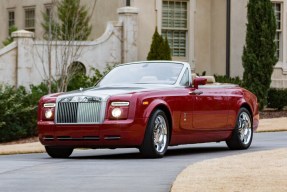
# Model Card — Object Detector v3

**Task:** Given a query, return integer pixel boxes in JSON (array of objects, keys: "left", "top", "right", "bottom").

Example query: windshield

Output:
[{"left": 97, "top": 62, "right": 184, "bottom": 87}]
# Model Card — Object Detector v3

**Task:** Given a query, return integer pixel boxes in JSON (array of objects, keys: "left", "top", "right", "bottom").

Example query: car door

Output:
[{"left": 191, "top": 87, "right": 229, "bottom": 130}]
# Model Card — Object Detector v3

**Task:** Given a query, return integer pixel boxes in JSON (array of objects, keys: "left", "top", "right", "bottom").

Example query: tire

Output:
[
  {"left": 226, "top": 108, "right": 253, "bottom": 150},
  {"left": 140, "top": 109, "right": 170, "bottom": 158},
  {"left": 45, "top": 146, "right": 74, "bottom": 158}
]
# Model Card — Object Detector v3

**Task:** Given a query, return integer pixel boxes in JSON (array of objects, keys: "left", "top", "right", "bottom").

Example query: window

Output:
[
  {"left": 8, "top": 10, "right": 15, "bottom": 28},
  {"left": 24, "top": 8, "right": 35, "bottom": 32},
  {"left": 180, "top": 69, "right": 190, "bottom": 86},
  {"left": 162, "top": 1, "right": 188, "bottom": 57},
  {"left": 273, "top": 2, "right": 282, "bottom": 60},
  {"left": 45, "top": 3, "right": 52, "bottom": 17},
  {"left": 126, "top": 0, "right": 131, "bottom": 6}
]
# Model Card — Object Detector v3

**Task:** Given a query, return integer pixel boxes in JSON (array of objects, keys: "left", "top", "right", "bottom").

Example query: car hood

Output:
[{"left": 56, "top": 84, "right": 175, "bottom": 102}]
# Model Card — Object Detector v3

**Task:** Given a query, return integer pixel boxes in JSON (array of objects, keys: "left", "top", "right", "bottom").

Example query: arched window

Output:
[{"left": 67, "top": 61, "right": 86, "bottom": 77}]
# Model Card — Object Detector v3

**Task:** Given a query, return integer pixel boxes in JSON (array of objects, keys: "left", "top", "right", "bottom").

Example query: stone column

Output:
[
  {"left": 118, "top": 7, "right": 139, "bottom": 63},
  {"left": 11, "top": 30, "right": 34, "bottom": 88}
]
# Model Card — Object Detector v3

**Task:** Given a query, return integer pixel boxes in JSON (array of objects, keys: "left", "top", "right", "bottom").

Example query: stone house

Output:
[{"left": 0, "top": 0, "right": 287, "bottom": 88}]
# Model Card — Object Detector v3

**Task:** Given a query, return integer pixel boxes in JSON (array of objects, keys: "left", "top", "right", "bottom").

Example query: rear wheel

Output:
[
  {"left": 140, "top": 109, "right": 169, "bottom": 158},
  {"left": 45, "top": 146, "right": 73, "bottom": 158},
  {"left": 226, "top": 108, "right": 253, "bottom": 150}
]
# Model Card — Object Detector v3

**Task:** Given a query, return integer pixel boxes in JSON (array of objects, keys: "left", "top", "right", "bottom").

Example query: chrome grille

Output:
[{"left": 56, "top": 96, "right": 103, "bottom": 124}]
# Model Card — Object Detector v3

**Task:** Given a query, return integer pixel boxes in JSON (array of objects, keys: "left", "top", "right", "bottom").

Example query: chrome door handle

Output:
[{"left": 189, "top": 90, "right": 203, "bottom": 95}]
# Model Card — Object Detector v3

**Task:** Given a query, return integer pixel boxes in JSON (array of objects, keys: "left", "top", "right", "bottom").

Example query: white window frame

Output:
[
  {"left": 273, "top": 2, "right": 283, "bottom": 61},
  {"left": 24, "top": 7, "right": 35, "bottom": 32},
  {"left": 156, "top": 0, "right": 195, "bottom": 71},
  {"left": 8, "top": 9, "right": 15, "bottom": 28},
  {"left": 162, "top": 0, "right": 188, "bottom": 58}
]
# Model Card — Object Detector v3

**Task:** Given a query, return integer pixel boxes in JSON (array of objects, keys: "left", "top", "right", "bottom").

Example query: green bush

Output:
[
  {"left": 147, "top": 27, "right": 172, "bottom": 60},
  {"left": 0, "top": 86, "right": 36, "bottom": 142},
  {"left": 242, "top": 0, "right": 277, "bottom": 110},
  {"left": 214, "top": 75, "right": 243, "bottom": 86},
  {"left": 267, "top": 88, "right": 287, "bottom": 110},
  {"left": 0, "top": 66, "right": 110, "bottom": 142},
  {"left": 67, "top": 66, "right": 114, "bottom": 91}
]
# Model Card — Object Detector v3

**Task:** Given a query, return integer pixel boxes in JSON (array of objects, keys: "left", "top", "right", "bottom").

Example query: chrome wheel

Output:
[
  {"left": 153, "top": 115, "right": 168, "bottom": 153},
  {"left": 226, "top": 108, "right": 253, "bottom": 150},
  {"left": 140, "top": 109, "right": 170, "bottom": 158},
  {"left": 238, "top": 112, "right": 252, "bottom": 145}
]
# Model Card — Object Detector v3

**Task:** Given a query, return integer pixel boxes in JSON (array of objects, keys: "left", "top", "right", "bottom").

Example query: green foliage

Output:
[
  {"left": 147, "top": 27, "right": 172, "bottom": 60},
  {"left": 267, "top": 88, "right": 287, "bottom": 110},
  {"left": 0, "top": 86, "right": 37, "bottom": 142},
  {"left": 42, "top": 0, "right": 92, "bottom": 40},
  {"left": 242, "top": 0, "right": 278, "bottom": 110},
  {"left": 0, "top": 66, "right": 110, "bottom": 142},
  {"left": 2, "top": 25, "right": 17, "bottom": 46},
  {"left": 163, "top": 36, "right": 172, "bottom": 60},
  {"left": 67, "top": 65, "right": 114, "bottom": 91},
  {"left": 214, "top": 75, "right": 243, "bottom": 86}
]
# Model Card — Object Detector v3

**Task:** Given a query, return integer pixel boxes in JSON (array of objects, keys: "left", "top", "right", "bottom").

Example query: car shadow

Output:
[{"left": 68, "top": 146, "right": 230, "bottom": 160}]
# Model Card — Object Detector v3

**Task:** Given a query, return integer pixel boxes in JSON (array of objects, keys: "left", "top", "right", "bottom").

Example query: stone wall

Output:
[{"left": 0, "top": 7, "right": 138, "bottom": 89}]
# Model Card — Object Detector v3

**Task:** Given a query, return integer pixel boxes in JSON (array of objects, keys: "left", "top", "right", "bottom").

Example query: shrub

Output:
[
  {"left": 67, "top": 66, "right": 114, "bottom": 91},
  {"left": 267, "top": 88, "right": 287, "bottom": 110},
  {"left": 0, "top": 66, "right": 110, "bottom": 142},
  {"left": 214, "top": 75, "right": 243, "bottom": 86},
  {"left": 0, "top": 86, "right": 37, "bottom": 142},
  {"left": 147, "top": 27, "right": 172, "bottom": 60},
  {"left": 242, "top": 0, "right": 277, "bottom": 110}
]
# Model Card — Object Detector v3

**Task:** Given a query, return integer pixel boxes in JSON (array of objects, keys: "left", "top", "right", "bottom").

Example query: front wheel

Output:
[
  {"left": 140, "top": 109, "right": 170, "bottom": 158},
  {"left": 45, "top": 146, "right": 74, "bottom": 158},
  {"left": 226, "top": 108, "right": 253, "bottom": 150}
]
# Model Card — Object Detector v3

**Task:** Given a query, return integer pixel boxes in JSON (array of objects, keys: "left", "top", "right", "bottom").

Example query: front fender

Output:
[{"left": 142, "top": 99, "right": 171, "bottom": 122}]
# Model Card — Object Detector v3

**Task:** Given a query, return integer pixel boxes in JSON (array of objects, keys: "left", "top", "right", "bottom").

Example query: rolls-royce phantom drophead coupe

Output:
[{"left": 38, "top": 61, "right": 259, "bottom": 158}]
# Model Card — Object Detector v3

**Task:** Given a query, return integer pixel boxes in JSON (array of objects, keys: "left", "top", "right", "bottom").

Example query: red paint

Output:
[{"left": 38, "top": 84, "right": 259, "bottom": 149}]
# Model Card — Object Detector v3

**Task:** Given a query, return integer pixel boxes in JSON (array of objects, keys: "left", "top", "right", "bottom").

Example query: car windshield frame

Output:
[{"left": 97, "top": 62, "right": 184, "bottom": 87}]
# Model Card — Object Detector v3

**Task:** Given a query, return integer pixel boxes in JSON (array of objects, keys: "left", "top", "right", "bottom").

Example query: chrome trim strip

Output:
[
  {"left": 104, "top": 136, "right": 121, "bottom": 140},
  {"left": 57, "top": 137, "right": 100, "bottom": 141},
  {"left": 44, "top": 103, "right": 56, "bottom": 108},
  {"left": 111, "top": 102, "right": 130, "bottom": 107}
]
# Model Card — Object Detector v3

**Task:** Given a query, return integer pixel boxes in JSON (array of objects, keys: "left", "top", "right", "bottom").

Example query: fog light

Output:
[
  {"left": 45, "top": 109, "right": 53, "bottom": 119},
  {"left": 111, "top": 108, "right": 122, "bottom": 118}
]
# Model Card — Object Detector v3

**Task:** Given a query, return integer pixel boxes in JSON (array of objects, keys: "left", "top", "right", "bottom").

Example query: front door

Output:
[{"left": 192, "top": 87, "right": 229, "bottom": 130}]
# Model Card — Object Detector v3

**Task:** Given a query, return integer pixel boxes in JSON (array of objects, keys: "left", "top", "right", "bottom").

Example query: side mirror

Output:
[{"left": 193, "top": 77, "right": 207, "bottom": 89}]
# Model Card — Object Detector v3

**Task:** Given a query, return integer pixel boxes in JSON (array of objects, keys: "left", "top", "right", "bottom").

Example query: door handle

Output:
[{"left": 189, "top": 90, "right": 203, "bottom": 95}]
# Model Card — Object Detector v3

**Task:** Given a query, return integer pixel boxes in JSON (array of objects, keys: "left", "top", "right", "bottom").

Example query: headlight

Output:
[
  {"left": 42, "top": 103, "right": 55, "bottom": 120},
  {"left": 111, "top": 108, "right": 122, "bottom": 118},
  {"left": 108, "top": 101, "right": 129, "bottom": 120},
  {"left": 45, "top": 109, "right": 53, "bottom": 119}
]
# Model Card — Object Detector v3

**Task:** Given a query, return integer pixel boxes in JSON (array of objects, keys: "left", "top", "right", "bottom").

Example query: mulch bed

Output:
[
  {"left": 1, "top": 137, "right": 39, "bottom": 145},
  {"left": 260, "top": 109, "right": 287, "bottom": 119}
]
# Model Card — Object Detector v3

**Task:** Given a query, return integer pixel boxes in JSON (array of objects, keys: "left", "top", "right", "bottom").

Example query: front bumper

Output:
[{"left": 38, "top": 118, "right": 147, "bottom": 148}]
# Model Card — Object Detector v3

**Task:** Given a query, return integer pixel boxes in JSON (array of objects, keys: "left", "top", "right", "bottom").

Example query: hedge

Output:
[{"left": 267, "top": 88, "right": 287, "bottom": 110}]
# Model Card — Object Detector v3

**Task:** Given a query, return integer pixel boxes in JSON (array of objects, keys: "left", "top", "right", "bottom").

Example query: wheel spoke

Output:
[
  {"left": 153, "top": 115, "right": 168, "bottom": 153},
  {"left": 237, "top": 112, "right": 252, "bottom": 145}
]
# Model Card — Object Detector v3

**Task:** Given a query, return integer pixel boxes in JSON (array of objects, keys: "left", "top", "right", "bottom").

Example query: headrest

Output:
[{"left": 203, "top": 76, "right": 216, "bottom": 84}]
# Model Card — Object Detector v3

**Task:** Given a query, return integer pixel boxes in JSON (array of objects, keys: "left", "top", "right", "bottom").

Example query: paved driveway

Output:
[{"left": 0, "top": 132, "right": 286, "bottom": 192}]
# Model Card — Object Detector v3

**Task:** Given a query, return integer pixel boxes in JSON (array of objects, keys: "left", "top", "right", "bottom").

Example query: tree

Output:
[
  {"left": 242, "top": 0, "right": 277, "bottom": 110},
  {"left": 40, "top": 0, "right": 95, "bottom": 93},
  {"left": 42, "top": 0, "right": 92, "bottom": 41},
  {"left": 2, "top": 26, "right": 17, "bottom": 47},
  {"left": 147, "top": 27, "right": 171, "bottom": 60},
  {"left": 163, "top": 36, "right": 172, "bottom": 60}
]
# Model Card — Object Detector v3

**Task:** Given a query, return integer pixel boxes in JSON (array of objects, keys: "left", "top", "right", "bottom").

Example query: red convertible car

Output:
[{"left": 38, "top": 61, "right": 259, "bottom": 158}]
